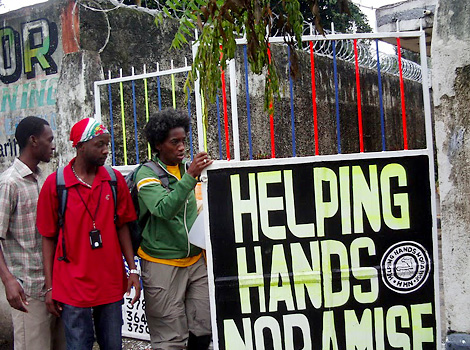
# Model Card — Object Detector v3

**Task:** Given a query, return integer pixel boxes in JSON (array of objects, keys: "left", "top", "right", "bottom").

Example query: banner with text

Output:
[{"left": 206, "top": 154, "right": 438, "bottom": 350}]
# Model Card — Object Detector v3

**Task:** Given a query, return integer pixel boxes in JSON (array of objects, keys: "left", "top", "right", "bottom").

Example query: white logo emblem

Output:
[
  {"left": 380, "top": 241, "right": 431, "bottom": 294},
  {"left": 106, "top": 194, "right": 110, "bottom": 200}
]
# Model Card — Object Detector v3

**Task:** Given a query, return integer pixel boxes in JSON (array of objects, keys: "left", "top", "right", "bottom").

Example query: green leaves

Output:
[{"left": 154, "top": 0, "right": 313, "bottom": 117}]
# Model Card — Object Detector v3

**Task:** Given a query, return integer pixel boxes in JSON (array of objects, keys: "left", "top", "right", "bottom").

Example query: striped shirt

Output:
[{"left": 0, "top": 158, "right": 46, "bottom": 299}]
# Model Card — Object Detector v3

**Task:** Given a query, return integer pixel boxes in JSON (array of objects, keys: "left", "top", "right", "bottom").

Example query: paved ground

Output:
[
  {"left": 121, "top": 338, "right": 151, "bottom": 350},
  {"left": 93, "top": 338, "right": 150, "bottom": 350}
]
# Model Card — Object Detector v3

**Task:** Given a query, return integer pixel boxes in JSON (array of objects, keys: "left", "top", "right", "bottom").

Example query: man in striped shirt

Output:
[{"left": 0, "top": 116, "right": 65, "bottom": 350}]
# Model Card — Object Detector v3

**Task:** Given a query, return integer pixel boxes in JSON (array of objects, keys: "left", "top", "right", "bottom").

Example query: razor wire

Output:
[
  {"left": 98, "top": 0, "right": 422, "bottom": 83},
  {"left": 301, "top": 27, "right": 423, "bottom": 83}
]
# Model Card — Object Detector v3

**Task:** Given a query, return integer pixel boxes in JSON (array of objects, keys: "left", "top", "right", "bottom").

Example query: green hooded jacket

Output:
[{"left": 135, "top": 157, "right": 201, "bottom": 259}]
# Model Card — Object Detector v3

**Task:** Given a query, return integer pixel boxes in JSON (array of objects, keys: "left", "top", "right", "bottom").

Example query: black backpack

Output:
[
  {"left": 56, "top": 164, "right": 117, "bottom": 262},
  {"left": 124, "top": 160, "right": 170, "bottom": 255}
]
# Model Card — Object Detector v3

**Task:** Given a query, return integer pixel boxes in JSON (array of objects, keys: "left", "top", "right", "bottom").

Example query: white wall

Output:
[{"left": 432, "top": 0, "right": 470, "bottom": 335}]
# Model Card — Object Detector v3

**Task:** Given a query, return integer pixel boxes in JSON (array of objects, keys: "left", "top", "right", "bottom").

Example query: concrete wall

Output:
[
  {"left": 376, "top": 0, "right": 436, "bottom": 32},
  {"left": 0, "top": 0, "right": 68, "bottom": 174},
  {"left": 0, "top": 0, "right": 428, "bottom": 346},
  {"left": 376, "top": 0, "right": 436, "bottom": 55},
  {"left": 432, "top": 0, "right": 470, "bottom": 341}
]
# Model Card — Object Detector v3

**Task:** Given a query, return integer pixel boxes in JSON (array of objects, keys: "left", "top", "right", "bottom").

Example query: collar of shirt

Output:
[
  {"left": 13, "top": 158, "right": 42, "bottom": 181},
  {"left": 154, "top": 156, "right": 187, "bottom": 175},
  {"left": 65, "top": 158, "right": 113, "bottom": 188}
]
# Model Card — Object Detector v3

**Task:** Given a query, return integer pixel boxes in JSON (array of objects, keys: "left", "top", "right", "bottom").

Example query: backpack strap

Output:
[
  {"left": 103, "top": 164, "right": 118, "bottom": 224},
  {"left": 56, "top": 167, "right": 67, "bottom": 228},
  {"left": 143, "top": 160, "right": 170, "bottom": 192},
  {"left": 56, "top": 167, "right": 69, "bottom": 263}
]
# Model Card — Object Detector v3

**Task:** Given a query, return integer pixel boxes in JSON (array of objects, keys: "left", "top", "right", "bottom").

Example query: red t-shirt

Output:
[{"left": 37, "top": 160, "right": 137, "bottom": 307}]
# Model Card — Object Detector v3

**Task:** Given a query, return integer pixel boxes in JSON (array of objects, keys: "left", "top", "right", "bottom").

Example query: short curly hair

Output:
[{"left": 145, "top": 108, "right": 190, "bottom": 154}]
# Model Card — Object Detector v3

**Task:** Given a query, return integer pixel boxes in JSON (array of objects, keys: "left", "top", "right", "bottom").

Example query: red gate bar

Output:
[
  {"left": 309, "top": 41, "right": 319, "bottom": 156},
  {"left": 396, "top": 38, "right": 408, "bottom": 150},
  {"left": 354, "top": 39, "right": 364, "bottom": 152}
]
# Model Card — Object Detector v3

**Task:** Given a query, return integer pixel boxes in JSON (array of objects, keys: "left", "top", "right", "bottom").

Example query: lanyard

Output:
[{"left": 74, "top": 184, "right": 103, "bottom": 229}]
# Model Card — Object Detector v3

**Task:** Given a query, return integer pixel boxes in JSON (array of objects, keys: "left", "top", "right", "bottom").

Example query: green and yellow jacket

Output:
[{"left": 135, "top": 157, "right": 201, "bottom": 259}]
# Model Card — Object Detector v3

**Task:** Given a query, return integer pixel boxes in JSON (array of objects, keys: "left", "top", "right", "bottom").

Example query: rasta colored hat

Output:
[{"left": 69, "top": 118, "right": 109, "bottom": 147}]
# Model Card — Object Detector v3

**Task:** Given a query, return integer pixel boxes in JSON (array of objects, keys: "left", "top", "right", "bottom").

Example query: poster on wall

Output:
[
  {"left": 205, "top": 153, "right": 439, "bottom": 350},
  {"left": 122, "top": 258, "right": 150, "bottom": 341}
]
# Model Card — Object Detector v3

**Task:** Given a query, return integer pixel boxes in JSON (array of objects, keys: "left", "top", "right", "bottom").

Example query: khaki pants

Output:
[
  {"left": 141, "top": 256, "right": 211, "bottom": 350},
  {"left": 11, "top": 296, "right": 66, "bottom": 350}
]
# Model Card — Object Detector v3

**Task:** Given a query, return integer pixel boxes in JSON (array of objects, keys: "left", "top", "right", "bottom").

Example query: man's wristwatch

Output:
[{"left": 129, "top": 269, "right": 140, "bottom": 276}]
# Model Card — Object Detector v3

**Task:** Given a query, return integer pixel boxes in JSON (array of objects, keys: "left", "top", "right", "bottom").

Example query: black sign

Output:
[{"left": 206, "top": 155, "right": 437, "bottom": 350}]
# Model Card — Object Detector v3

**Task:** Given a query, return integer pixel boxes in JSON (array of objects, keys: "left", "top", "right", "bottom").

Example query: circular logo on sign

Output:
[{"left": 380, "top": 241, "right": 431, "bottom": 294}]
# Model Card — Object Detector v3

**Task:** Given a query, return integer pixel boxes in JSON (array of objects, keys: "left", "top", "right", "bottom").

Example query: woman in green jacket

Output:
[{"left": 135, "top": 108, "right": 213, "bottom": 350}]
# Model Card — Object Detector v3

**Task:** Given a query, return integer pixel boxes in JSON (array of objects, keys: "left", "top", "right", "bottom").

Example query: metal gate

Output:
[{"left": 93, "top": 27, "right": 439, "bottom": 348}]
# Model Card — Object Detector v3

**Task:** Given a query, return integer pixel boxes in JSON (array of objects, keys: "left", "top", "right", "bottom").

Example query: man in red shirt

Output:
[{"left": 37, "top": 118, "right": 140, "bottom": 350}]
